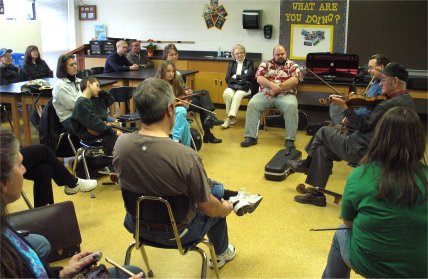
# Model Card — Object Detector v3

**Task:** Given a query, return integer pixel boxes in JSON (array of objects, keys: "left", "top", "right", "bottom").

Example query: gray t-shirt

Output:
[{"left": 113, "top": 132, "right": 211, "bottom": 224}]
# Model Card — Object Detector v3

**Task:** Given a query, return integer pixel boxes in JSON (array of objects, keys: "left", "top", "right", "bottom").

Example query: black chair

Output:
[
  {"left": 76, "top": 69, "right": 92, "bottom": 79},
  {"left": 90, "top": 67, "right": 105, "bottom": 75},
  {"left": 123, "top": 193, "right": 220, "bottom": 278},
  {"left": 110, "top": 87, "right": 139, "bottom": 127}
]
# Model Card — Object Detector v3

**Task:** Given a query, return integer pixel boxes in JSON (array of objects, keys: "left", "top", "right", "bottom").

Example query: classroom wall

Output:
[
  {"left": 0, "top": 20, "right": 42, "bottom": 54},
  {"left": 76, "top": 0, "right": 280, "bottom": 60}
]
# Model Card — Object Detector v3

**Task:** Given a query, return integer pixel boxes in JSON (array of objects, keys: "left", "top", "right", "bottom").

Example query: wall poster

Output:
[
  {"left": 280, "top": 0, "right": 348, "bottom": 63},
  {"left": 203, "top": 0, "right": 228, "bottom": 30}
]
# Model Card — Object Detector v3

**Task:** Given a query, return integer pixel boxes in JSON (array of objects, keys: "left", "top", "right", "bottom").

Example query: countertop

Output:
[{"left": 86, "top": 50, "right": 262, "bottom": 62}]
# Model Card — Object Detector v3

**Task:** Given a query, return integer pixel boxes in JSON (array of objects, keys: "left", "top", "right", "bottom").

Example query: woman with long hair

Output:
[
  {"left": 0, "top": 130, "right": 144, "bottom": 278},
  {"left": 156, "top": 61, "right": 191, "bottom": 146},
  {"left": 21, "top": 45, "right": 53, "bottom": 80},
  {"left": 322, "top": 106, "right": 427, "bottom": 278}
]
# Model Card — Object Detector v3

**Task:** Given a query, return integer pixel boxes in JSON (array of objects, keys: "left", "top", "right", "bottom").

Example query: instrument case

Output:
[
  {"left": 305, "top": 52, "right": 359, "bottom": 80},
  {"left": 265, "top": 149, "right": 302, "bottom": 181}
]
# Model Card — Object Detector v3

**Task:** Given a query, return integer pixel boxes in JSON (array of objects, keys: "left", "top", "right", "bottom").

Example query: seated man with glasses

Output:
[
  {"left": 329, "top": 54, "right": 390, "bottom": 129},
  {"left": 288, "top": 63, "right": 416, "bottom": 207}
]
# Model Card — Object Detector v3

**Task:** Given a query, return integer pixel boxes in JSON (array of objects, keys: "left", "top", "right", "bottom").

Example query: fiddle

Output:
[
  {"left": 305, "top": 67, "right": 386, "bottom": 107},
  {"left": 318, "top": 93, "right": 387, "bottom": 107}
]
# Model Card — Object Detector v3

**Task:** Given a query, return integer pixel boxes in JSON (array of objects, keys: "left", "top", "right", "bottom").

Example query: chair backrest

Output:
[
  {"left": 122, "top": 189, "right": 190, "bottom": 225},
  {"left": 91, "top": 67, "right": 104, "bottom": 75},
  {"left": 76, "top": 69, "right": 92, "bottom": 79},
  {"left": 110, "top": 86, "right": 134, "bottom": 114},
  {"left": 110, "top": 86, "right": 134, "bottom": 102}
]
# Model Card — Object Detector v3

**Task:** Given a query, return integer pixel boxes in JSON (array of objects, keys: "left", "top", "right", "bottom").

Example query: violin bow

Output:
[
  {"left": 174, "top": 97, "right": 216, "bottom": 115},
  {"left": 310, "top": 227, "right": 350, "bottom": 231},
  {"left": 362, "top": 75, "right": 376, "bottom": 96},
  {"left": 304, "top": 67, "right": 344, "bottom": 96}
]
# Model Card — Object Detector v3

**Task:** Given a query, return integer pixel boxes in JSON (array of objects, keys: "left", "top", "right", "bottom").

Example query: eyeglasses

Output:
[
  {"left": 233, "top": 51, "right": 244, "bottom": 56},
  {"left": 367, "top": 66, "right": 378, "bottom": 70}
]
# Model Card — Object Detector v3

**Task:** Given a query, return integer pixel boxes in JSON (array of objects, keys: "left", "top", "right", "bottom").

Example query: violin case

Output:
[
  {"left": 265, "top": 149, "right": 302, "bottom": 181},
  {"left": 305, "top": 52, "right": 359, "bottom": 82}
]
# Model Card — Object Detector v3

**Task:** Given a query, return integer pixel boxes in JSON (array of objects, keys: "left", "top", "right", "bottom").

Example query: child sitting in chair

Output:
[{"left": 71, "top": 76, "right": 122, "bottom": 155}]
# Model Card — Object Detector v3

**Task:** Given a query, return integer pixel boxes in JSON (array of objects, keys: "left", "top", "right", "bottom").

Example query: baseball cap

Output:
[
  {"left": 0, "top": 48, "right": 13, "bottom": 57},
  {"left": 381, "top": 63, "right": 408, "bottom": 82}
]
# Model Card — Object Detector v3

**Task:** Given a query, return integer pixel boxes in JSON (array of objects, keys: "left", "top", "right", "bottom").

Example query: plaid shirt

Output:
[{"left": 255, "top": 59, "right": 302, "bottom": 96}]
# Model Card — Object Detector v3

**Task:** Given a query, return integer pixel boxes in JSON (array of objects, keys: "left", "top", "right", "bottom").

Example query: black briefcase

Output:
[
  {"left": 264, "top": 149, "right": 302, "bottom": 181},
  {"left": 8, "top": 201, "right": 82, "bottom": 263}
]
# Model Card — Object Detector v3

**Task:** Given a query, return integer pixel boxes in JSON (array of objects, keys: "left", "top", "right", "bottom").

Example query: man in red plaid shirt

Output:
[{"left": 241, "top": 45, "right": 302, "bottom": 150}]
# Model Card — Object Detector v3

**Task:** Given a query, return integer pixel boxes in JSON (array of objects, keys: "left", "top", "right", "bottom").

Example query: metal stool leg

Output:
[
  {"left": 138, "top": 245, "right": 154, "bottom": 277},
  {"left": 21, "top": 191, "right": 33, "bottom": 209},
  {"left": 124, "top": 241, "right": 135, "bottom": 265},
  {"left": 190, "top": 246, "right": 208, "bottom": 279},
  {"left": 200, "top": 239, "right": 220, "bottom": 279}
]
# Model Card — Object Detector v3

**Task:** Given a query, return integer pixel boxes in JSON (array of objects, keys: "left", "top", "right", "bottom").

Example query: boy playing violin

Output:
[{"left": 71, "top": 76, "right": 122, "bottom": 155}]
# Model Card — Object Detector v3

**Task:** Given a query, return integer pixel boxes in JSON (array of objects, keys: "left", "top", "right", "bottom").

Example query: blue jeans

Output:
[
  {"left": 124, "top": 210, "right": 229, "bottom": 255},
  {"left": 25, "top": 233, "right": 51, "bottom": 262},
  {"left": 209, "top": 179, "right": 224, "bottom": 199},
  {"left": 322, "top": 224, "right": 353, "bottom": 278},
  {"left": 172, "top": 106, "right": 191, "bottom": 146}
]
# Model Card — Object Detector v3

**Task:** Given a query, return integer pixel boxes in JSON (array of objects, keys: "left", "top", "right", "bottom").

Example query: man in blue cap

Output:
[{"left": 0, "top": 48, "right": 21, "bottom": 84}]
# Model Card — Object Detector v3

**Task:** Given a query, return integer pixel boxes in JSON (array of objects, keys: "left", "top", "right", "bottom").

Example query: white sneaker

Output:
[
  {"left": 64, "top": 178, "right": 97, "bottom": 195},
  {"left": 229, "top": 118, "right": 237, "bottom": 125},
  {"left": 230, "top": 192, "right": 263, "bottom": 214},
  {"left": 221, "top": 118, "right": 231, "bottom": 129},
  {"left": 229, "top": 196, "right": 251, "bottom": 216},
  {"left": 209, "top": 244, "right": 236, "bottom": 268}
]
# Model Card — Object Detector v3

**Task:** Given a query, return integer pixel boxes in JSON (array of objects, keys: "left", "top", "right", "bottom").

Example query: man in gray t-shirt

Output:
[{"left": 114, "top": 78, "right": 236, "bottom": 268}]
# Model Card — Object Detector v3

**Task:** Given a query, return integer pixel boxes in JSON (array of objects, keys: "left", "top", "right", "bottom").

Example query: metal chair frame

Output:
[
  {"left": 124, "top": 195, "right": 220, "bottom": 279},
  {"left": 71, "top": 140, "right": 104, "bottom": 180}
]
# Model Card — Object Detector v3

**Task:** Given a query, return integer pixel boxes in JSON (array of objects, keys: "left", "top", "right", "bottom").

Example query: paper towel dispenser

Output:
[{"left": 243, "top": 10, "right": 261, "bottom": 29}]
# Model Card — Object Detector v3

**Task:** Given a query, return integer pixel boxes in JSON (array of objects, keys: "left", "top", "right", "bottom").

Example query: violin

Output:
[
  {"left": 319, "top": 93, "right": 387, "bottom": 107},
  {"left": 87, "top": 123, "right": 132, "bottom": 137},
  {"left": 305, "top": 67, "right": 386, "bottom": 107}
]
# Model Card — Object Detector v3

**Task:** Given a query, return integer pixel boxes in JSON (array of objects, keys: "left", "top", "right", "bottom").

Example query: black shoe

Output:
[
  {"left": 294, "top": 192, "right": 327, "bottom": 207},
  {"left": 287, "top": 160, "right": 308, "bottom": 174},
  {"left": 203, "top": 134, "right": 222, "bottom": 143},
  {"left": 240, "top": 137, "right": 257, "bottom": 147},
  {"left": 204, "top": 114, "right": 223, "bottom": 127}
]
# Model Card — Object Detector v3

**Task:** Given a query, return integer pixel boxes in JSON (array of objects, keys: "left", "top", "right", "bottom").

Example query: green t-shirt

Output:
[{"left": 342, "top": 163, "right": 427, "bottom": 278}]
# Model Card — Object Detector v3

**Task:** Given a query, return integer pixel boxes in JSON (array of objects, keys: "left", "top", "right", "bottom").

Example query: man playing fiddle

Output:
[
  {"left": 329, "top": 54, "right": 390, "bottom": 131},
  {"left": 288, "top": 63, "right": 416, "bottom": 207}
]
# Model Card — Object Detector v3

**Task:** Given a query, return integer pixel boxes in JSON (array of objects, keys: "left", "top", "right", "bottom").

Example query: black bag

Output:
[
  {"left": 8, "top": 201, "right": 82, "bottom": 263},
  {"left": 265, "top": 149, "right": 302, "bottom": 181},
  {"left": 75, "top": 154, "right": 113, "bottom": 179},
  {"left": 228, "top": 79, "right": 250, "bottom": 92},
  {"left": 265, "top": 111, "right": 309, "bottom": 131},
  {"left": 305, "top": 121, "right": 331, "bottom": 136},
  {"left": 190, "top": 127, "right": 202, "bottom": 151}
]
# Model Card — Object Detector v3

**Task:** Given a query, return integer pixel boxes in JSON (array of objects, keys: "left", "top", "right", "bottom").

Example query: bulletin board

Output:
[{"left": 280, "top": 0, "right": 348, "bottom": 63}]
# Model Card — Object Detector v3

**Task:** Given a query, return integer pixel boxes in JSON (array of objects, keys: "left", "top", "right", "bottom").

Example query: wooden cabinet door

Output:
[
  {"left": 194, "top": 72, "right": 219, "bottom": 103},
  {"left": 216, "top": 73, "right": 228, "bottom": 105}
]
